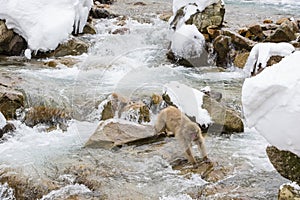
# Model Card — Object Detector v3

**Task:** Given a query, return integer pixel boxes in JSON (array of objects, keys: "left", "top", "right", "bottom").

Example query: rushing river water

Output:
[{"left": 1, "top": 0, "right": 299, "bottom": 199}]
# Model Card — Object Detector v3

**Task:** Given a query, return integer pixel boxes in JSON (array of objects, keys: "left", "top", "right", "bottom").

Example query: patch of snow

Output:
[
  {"left": 172, "top": 0, "right": 220, "bottom": 14},
  {"left": 0, "top": 112, "right": 6, "bottom": 129},
  {"left": 170, "top": 24, "right": 205, "bottom": 59},
  {"left": 242, "top": 51, "right": 300, "bottom": 157},
  {"left": 280, "top": 182, "right": 300, "bottom": 190},
  {"left": 0, "top": 0, "right": 92, "bottom": 52},
  {"left": 164, "top": 81, "right": 212, "bottom": 127},
  {"left": 243, "top": 42, "right": 295, "bottom": 77}
]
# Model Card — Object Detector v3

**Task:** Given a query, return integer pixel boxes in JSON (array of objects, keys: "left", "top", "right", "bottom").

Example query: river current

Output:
[{"left": 1, "top": 0, "right": 299, "bottom": 199}]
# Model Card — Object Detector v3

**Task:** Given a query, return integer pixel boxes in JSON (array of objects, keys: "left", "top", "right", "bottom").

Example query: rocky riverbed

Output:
[{"left": 0, "top": 0, "right": 300, "bottom": 199}]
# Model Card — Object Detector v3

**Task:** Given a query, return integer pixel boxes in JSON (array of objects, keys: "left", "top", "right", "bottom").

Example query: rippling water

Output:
[{"left": 0, "top": 0, "right": 297, "bottom": 199}]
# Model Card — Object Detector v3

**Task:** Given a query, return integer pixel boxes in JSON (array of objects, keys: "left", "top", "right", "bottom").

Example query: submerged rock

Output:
[
  {"left": 266, "top": 146, "right": 300, "bottom": 185},
  {"left": 85, "top": 120, "right": 160, "bottom": 149},
  {"left": 23, "top": 106, "right": 71, "bottom": 131}
]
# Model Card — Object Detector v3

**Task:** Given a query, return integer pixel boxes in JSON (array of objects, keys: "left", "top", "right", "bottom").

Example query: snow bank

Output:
[
  {"left": 164, "top": 81, "right": 212, "bottom": 126},
  {"left": 242, "top": 51, "right": 300, "bottom": 157},
  {"left": 243, "top": 42, "right": 295, "bottom": 77},
  {"left": 170, "top": 24, "right": 205, "bottom": 59},
  {"left": 0, "top": 0, "right": 92, "bottom": 52}
]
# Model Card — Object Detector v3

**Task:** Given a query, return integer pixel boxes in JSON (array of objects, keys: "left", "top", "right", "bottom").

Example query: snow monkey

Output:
[{"left": 155, "top": 106, "right": 209, "bottom": 164}]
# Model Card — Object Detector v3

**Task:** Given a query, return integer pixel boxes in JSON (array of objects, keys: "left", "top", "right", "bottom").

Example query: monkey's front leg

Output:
[{"left": 185, "top": 147, "right": 197, "bottom": 165}]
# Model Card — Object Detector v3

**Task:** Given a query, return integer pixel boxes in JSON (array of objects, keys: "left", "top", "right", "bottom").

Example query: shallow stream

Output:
[{"left": 1, "top": 0, "right": 299, "bottom": 199}]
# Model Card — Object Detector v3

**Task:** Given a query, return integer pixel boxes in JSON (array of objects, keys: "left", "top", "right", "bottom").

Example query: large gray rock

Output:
[
  {"left": 202, "top": 95, "right": 244, "bottom": 134},
  {"left": 85, "top": 120, "right": 159, "bottom": 149},
  {"left": 266, "top": 146, "right": 300, "bottom": 184}
]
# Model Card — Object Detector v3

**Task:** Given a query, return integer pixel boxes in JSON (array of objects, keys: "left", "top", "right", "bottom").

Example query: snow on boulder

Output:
[
  {"left": 0, "top": 0, "right": 92, "bottom": 53},
  {"left": 164, "top": 81, "right": 212, "bottom": 127},
  {"left": 242, "top": 51, "right": 300, "bottom": 157},
  {"left": 172, "top": 0, "right": 221, "bottom": 15},
  {"left": 0, "top": 112, "right": 6, "bottom": 129},
  {"left": 243, "top": 42, "right": 295, "bottom": 77},
  {"left": 170, "top": 24, "right": 205, "bottom": 60}
]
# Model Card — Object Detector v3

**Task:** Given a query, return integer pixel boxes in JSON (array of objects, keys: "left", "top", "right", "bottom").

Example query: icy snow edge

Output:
[
  {"left": 0, "top": 0, "right": 92, "bottom": 52},
  {"left": 242, "top": 51, "right": 300, "bottom": 157}
]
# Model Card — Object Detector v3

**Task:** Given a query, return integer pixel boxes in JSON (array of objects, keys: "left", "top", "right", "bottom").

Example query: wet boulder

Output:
[
  {"left": 265, "top": 19, "right": 298, "bottom": 42},
  {"left": 100, "top": 93, "right": 150, "bottom": 124},
  {"left": 202, "top": 95, "right": 244, "bottom": 134},
  {"left": 186, "top": 0, "right": 225, "bottom": 34},
  {"left": 238, "top": 24, "right": 265, "bottom": 42},
  {"left": 0, "top": 20, "right": 27, "bottom": 56},
  {"left": 213, "top": 35, "right": 231, "bottom": 68},
  {"left": 23, "top": 106, "right": 71, "bottom": 131},
  {"left": 0, "top": 85, "right": 25, "bottom": 119},
  {"left": 222, "top": 30, "right": 256, "bottom": 51},
  {"left": 85, "top": 120, "right": 159, "bottom": 149},
  {"left": 38, "top": 37, "right": 89, "bottom": 58},
  {"left": 266, "top": 146, "right": 300, "bottom": 185},
  {"left": 0, "top": 112, "right": 15, "bottom": 138},
  {"left": 89, "top": 6, "right": 117, "bottom": 19},
  {"left": 278, "top": 183, "right": 300, "bottom": 200},
  {"left": 233, "top": 51, "right": 250, "bottom": 68}
]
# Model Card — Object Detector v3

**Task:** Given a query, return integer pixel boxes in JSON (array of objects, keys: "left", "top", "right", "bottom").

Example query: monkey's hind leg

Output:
[{"left": 195, "top": 135, "right": 210, "bottom": 162}]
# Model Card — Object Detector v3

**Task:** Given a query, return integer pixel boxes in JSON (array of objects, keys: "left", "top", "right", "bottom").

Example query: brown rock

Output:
[
  {"left": 46, "top": 38, "right": 89, "bottom": 57},
  {"left": 265, "top": 20, "right": 297, "bottom": 42},
  {"left": 263, "top": 19, "right": 273, "bottom": 24},
  {"left": 186, "top": 0, "right": 225, "bottom": 33},
  {"left": 276, "top": 18, "right": 290, "bottom": 25},
  {"left": 101, "top": 101, "right": 115, "bottom": 120},
  {"left": 213, "top": 35, "right": 231, "bottom": 68},
  {"left": 111, "top": 27, "right": 130, "bottom": 35},
  {"left": 207, "top": 25, "right": 221, "bottom": 40},
  {"left": 0, "top": 85, "right": 24, "bottom": 119},
  {"left": 266, "top": 146, "right": 300, "bottom": 184},
  {"left": 233, "top": 51, "right": 250, "bottom": 68},
  {"left": 23, "top": 106, "right": 71, "bottom": 131},
  {"left": 159, "top": 13, "right": 173, "bottom": 22},
  {"left": 248, "top": 24, "right": 265, "bottom": 41},
  {"left": 278, "top": 184, "right": 300, "bottom": 200},
  {"left": 83, "top": 23, "right": 97, "bottom": 35},
  {"left": 222, "top": 30, "right": 256, "bottom": 51},
  {"left": 267, "top": 55, "right": 283, "bottom": 67}
]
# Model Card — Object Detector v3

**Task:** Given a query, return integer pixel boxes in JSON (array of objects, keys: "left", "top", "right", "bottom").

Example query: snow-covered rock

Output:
[
  {"left": 0, "top": 0, "right": 92, "bottom": 52},
  {"left": 172, "top": 0, "right": 222, "bottom": 15},
  {"left": 243, "top": 42, "right": 295, "bottom": 76},
  {"left": 164, "top": 81, "right": 212, "bottom": 127},
  {"left": 170, "top": 24, "right": 205, "bottom": 60},
  {"left": 242, "top": 51, "right": 300, "bottom": 157}
]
